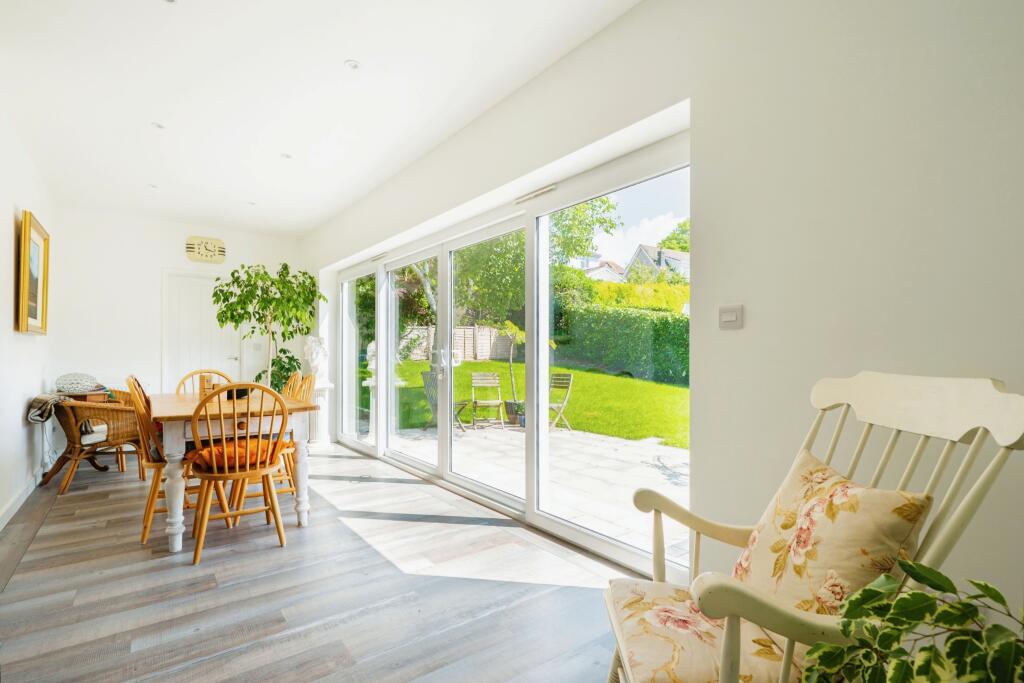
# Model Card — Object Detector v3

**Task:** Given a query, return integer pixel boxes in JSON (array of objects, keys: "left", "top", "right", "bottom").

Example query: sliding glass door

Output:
[
  {"left": 448, "top": 227, "right": 526, "bottom": 498},
  {"left": 337, "top": 132, "right": 690, "bottom": 579},
  {"left": 387, "top": 255, "right": 440, "bottom": 466},
  {"left": 339, "top": 271, "right": 376, "bottom": 446}
]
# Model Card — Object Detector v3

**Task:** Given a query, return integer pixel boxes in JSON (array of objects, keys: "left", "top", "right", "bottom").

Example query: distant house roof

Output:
[
  {"left": 626, "top": 244, "right": 691, "bottom": 280},
  {"left": 583, "top": 259, "right": 625, "bottom": 282}
]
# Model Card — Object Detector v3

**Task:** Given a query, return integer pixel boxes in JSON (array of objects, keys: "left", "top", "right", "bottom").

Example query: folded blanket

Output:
[{"left": 27, "top": 394, "right": 96, "bottom": 434}]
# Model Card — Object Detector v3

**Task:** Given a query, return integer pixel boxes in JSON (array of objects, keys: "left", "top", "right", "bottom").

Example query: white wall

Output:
[
  {"left": 688, "top": 0, "right": 1024, "bottom": 603},
  {"left": 0, "top": 111, "right": 55, "bottom": 526},
  {"left": 301, "top": 0, "right": 1024, "bottom": 602},
  {"left": 44, "top": 208, "right": 300, "bottom": 392}
]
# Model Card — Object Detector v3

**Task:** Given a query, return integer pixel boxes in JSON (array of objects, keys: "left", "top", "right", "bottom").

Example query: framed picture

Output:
[{"left": 17, "top": 210, "right": 49, "bottom": 334}]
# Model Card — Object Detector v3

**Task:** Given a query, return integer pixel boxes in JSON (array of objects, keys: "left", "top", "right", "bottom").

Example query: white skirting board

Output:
[{"left": 0, "top": 475, "right": 38, "bottom": 532}]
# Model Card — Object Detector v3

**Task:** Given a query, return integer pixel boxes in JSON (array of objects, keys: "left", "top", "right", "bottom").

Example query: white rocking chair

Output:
[{"left": 605, "top": 371, "right": 1024, "bottom": 683}]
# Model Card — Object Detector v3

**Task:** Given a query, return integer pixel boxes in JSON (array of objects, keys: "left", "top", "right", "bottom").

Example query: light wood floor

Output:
[{"left": 0, "top": 446, "right": 632, "bottom": 682}]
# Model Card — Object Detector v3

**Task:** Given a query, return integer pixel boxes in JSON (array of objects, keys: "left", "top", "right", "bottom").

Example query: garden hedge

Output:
[{"left": 559, "top": 303, "right": 689, "bottom": 384}]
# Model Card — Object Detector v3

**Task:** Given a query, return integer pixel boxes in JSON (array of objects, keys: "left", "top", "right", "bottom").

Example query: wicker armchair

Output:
[{"left": 51, "top": 400, "right": 143, "bottom": 494}]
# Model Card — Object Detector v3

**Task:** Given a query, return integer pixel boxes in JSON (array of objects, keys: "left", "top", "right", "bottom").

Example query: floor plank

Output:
[{"left": 0, "top": 446, "right": 633, "bottom": 681}]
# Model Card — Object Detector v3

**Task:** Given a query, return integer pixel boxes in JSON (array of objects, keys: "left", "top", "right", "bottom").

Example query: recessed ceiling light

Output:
[
  {"left": 280, "top": 153, "right": 293, "bottom": 159},
  {"left": 148, "top": 183, "right": 159, "bottom": 189},
  {"left": 150, "top": 121, "right": 165, "bottom": 129},
  {"left": 344, "top": 59, "right": 360, "bottom": 70}
]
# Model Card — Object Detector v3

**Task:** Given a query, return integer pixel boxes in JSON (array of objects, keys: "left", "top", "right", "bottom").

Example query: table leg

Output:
[
  {"left": 292, "top": 412, "right": 310, "bottom": 527},
  {"left": 162, "top": 421, "right": 187, "bottom": 553}
]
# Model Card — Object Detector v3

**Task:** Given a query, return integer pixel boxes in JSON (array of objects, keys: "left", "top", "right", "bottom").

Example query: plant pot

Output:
[
  {"left": 504, "top": 401, "right": 518, "bottom": 420},
  {"left": 518, "top": 414, "right": 526, "bottom": 428}
]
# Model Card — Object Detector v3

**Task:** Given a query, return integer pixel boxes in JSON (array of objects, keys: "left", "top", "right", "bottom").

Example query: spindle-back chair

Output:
[
  {"left": 606, "top": 371, "right": 1024, "bottom": 683},
  {"left": 175, "top": 369, "right": 234, "bottom": 396},
  {"left": 189, "top": 383, "right": 289, "bottom": 565},
  {"left": 126, "top": 376, "right": 232, "bottom": 543}
]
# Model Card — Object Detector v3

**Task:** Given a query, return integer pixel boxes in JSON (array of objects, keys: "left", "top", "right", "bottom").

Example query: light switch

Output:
[{"left": 719, "top": 304, "right": 744, "bottom": 330}]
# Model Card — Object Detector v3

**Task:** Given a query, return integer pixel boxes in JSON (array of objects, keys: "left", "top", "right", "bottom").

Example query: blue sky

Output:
[{"left": 593, "top": 166, "right": 690, "bottom": 266}]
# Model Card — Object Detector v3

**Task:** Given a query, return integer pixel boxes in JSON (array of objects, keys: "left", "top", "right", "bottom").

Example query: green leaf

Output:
[
  {"left": 843, "top": 588, "right": 890, "bottom": 619},
  {"left": 806, "top": 643, "right": 849, "bottom": 673},
  {"left": 932, "top": 600, "right": 980, "bottom": 627},
  {"left": 987, "top": 637, "right": 1023, "bottom": 682},
  {"left": 913, "top": 645, "right": 955, "bottom": 682},
  {"left": 968, "top": 579, "right": 1009, "bottom": 609},
  {"left": 885, "top": 659, "right": 913, "bottom": 683},
  {"left": 945, "top": 634, "right": 984, "bottom": 675},
  {"left": 888, "top": 591, "right": 937, "bottom": 624},
  {"left": 898, "top": 560, "right": 957, "bottom": 594},
  {"left": 876, "top": 627, "right": 904, "bottom": 653}
]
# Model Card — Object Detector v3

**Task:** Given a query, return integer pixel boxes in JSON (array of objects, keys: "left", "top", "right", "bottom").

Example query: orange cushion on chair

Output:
[{"left": 186, "top": 438, "right": 289, "bottom": 470}]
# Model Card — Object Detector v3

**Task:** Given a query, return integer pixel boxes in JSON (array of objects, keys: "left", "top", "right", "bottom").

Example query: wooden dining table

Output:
[{"left": 149, "top": 392, "right": 318, "bottom": 553}]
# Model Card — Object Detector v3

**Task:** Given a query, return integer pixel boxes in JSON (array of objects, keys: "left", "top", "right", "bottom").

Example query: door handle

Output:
[{"left": 226, "top": 356, "right": 240, "bottom": 361}]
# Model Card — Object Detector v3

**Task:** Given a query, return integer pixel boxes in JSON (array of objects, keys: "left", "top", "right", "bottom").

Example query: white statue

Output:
[{"left": 304, "top": 336, "right": 328, "bottom": 382}]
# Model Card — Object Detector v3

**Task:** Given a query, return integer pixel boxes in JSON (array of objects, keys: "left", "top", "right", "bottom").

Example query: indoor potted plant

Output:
[
  {"left": 212, "top": 263, "right": 326, "bottom": 392},
  {"left": 802, "top": 559, "right": 1023, "bottom": 682}
]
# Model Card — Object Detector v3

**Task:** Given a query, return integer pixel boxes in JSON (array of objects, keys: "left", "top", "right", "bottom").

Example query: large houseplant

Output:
[
  {"left": 212, "top": 263, "right": 326, "bottom": 391},
  {"left": 803, "top": 559, "right": 1023, "bottom": 682}
]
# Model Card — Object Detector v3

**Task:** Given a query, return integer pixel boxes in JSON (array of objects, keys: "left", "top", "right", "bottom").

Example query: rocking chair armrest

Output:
[
  {"left": 691, "top": 572, "right": 847, "bottom": 646},
  {"left": 633, "top": 489, "right": 754, "bottom": 548}
]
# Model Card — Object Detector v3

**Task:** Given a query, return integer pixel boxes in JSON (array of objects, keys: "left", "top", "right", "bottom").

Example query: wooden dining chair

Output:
[
  {"left": 281, "top": 371, "right": 301, "bottom": 398},
  {"left": 188, "top": 383, "right": 290, "bottom": 565},
  {"left": 234, "top": 372, "right": 315, "bottom": 509},
  {"left": 175, "top": 369, "right": 234, "bottom": 396},
  {"left": 126, "top": 376, "right": 233, "bottom": 544}
]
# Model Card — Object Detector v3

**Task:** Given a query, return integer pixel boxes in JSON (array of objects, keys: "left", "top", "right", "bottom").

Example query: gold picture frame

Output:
[{"left": 17, "top": 210, "right": 49, "bottom": 334}]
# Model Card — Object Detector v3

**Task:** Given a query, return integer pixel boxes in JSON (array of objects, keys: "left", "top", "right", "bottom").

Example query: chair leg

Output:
[
  {"left": 214, "top": 482, "right": 233, "bottom": 529},
  {"left": 192, "top": 480, "right": 208, "bottom": 538},
  {"left": 58, "top": 455, "right": 82, "bottom": 495},
  {"left": 40, "top": 454, "right": 71, "bottom": 486},
  {"left": 140, "top": 468, "right": 163, "bottom": 544},
  {"left": 607, "top": 648, "right": 622, "bottom": 683},
  {"left": 192, "top": 481, "right": 215, "bottom": 565},
  {"left": 116, "top": 447, "right": 126, "bottom": 472},
  {"left": 262, "top": 479, "right": 272, "bottom": 525},
  {"left": 264, "top": 474, "right": 286, "bottom": 547},
  {"left": 137, "top": 450, "right": 146, "bottom": 481}
]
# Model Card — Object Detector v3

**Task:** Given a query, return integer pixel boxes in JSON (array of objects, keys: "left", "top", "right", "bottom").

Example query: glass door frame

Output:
[
  {"left": 335, "top": 131, "right": 691, "bottom": 582},
  {"left": 335, "top": 261, "right": 381, "bottom": 455}
]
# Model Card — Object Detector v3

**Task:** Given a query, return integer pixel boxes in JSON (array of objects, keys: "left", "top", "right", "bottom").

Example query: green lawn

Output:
[{"left": 379, "top": 359, "right": 689, "bottom": 448}]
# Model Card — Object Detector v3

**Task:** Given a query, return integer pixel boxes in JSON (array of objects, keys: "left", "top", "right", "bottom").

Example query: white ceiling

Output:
[{"left": 0, "top": 0, "right": 641, "bottom": 234}]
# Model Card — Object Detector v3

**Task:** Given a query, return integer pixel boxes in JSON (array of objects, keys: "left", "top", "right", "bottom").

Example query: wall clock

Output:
[{"left": 185, "top": 236, "right": 226, "bottom": 264}]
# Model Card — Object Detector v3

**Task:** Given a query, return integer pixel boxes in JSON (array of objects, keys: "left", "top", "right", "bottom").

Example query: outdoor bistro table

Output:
[{"left": 149, "top": 392, "right": 318, "bottom": 553}]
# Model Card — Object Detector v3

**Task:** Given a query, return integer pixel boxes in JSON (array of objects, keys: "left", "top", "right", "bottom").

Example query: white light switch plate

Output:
[{"left": 719, "top": 304, "right": 744, "bottom": 330}]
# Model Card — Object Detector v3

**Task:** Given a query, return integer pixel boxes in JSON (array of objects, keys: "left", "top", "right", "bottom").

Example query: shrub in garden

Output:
[{"left": 560, "top": 303, "right": 689, "bottom": 384}]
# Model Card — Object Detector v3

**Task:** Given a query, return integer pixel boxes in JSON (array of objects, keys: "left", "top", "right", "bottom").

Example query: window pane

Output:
[
  {"left": 388, "top": 257, "right": 439, "bottom": 465},
  {"left": 540, "top": 168, "right": 691, "bottom": 566},
  {"left": 341, "top": 273, "right": 376, "bottom": 444},
  {"left": 449, "top": 229, "right": 526, "bottom": 497}
]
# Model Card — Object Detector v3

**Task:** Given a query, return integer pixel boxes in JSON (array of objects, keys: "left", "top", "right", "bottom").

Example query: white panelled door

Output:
[{"left": 162, "top": 272, "right": 241, "bottom": 391}]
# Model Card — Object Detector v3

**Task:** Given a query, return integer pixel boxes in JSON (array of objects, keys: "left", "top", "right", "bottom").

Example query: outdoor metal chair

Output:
[
  {"left": 549, "top": 373, "right": 573, "bottom": 429},
  {"left": 471, "top": 372, "right": 504, "bottom": 429}
]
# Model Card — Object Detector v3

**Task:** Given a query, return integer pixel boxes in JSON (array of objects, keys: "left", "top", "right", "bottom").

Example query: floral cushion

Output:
[
  {"left": 608, "top": 449, "right": 932, "bottom": 682},
  {"left": 607, "top": 579, "right": 797, "bottom": 683},
  {"left": 186, "top": 438, "right": 291, "bottom": 470},
  {"left": 733, "top": 449, "right": 931, "bottom": 615}
]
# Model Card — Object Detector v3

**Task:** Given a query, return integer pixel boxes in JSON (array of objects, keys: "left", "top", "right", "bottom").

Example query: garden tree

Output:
[
  {"left": 393, "top": 197, "right": 622, "bottom": 347},
  {"left": 499, "top": 320, "right": 555, "bottom": 402},
  {"left": 549, "top": 196, "right": 623, "bottom": 264},
  {"left": 658, "top": 218, "right": 690, "bottom": 252},
  {"left": 212, "top": 263, "right": 326, "bottom": 390},
  {"left": 626, "top": 262, "right": 659, "bottom": 284},
  {"left": 453, "top": 231, "right": 526, "bottom": 326}
]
